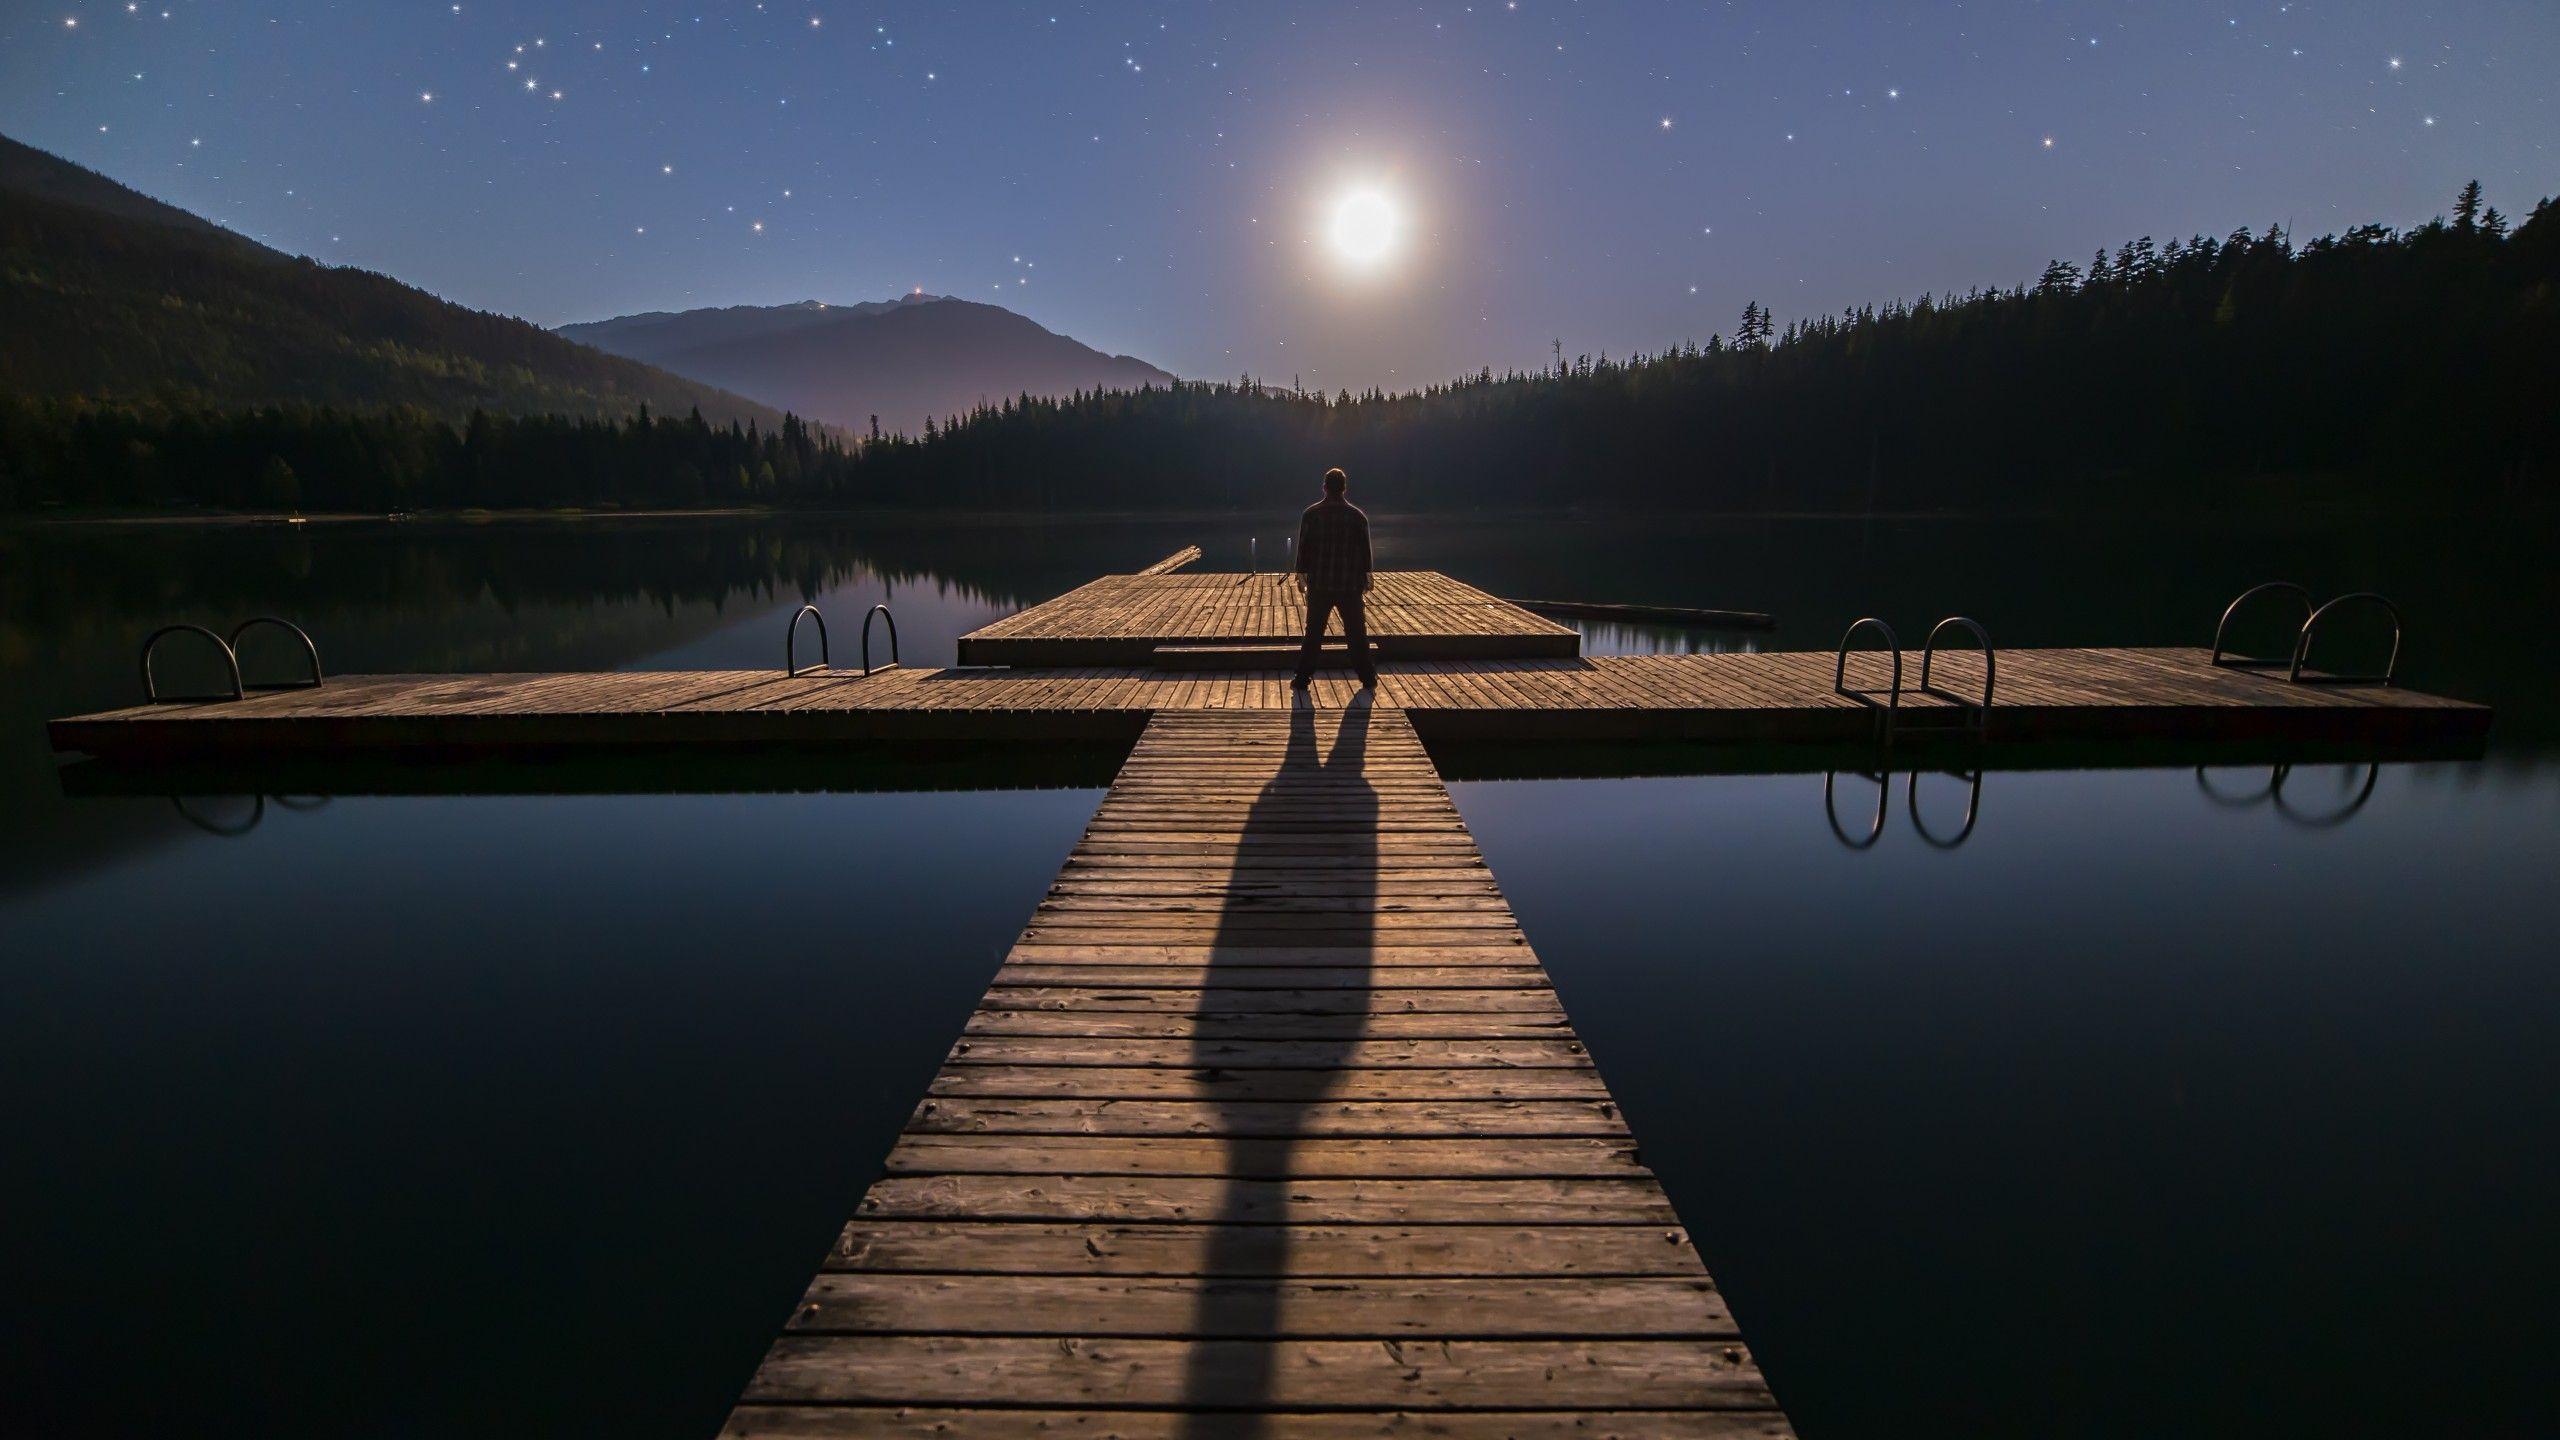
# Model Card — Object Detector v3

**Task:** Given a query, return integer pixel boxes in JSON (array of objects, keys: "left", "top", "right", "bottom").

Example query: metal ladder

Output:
[
  {"left": 1833, "top": 614, "right": 1996, "bottom": 743},
  {"left": 2211, "top": 582, "right": 2402, "bottom": 685}
]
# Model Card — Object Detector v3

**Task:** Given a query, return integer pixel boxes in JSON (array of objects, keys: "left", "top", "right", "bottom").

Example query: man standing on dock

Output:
[{"left": 1292, "top": 466, "right": 1377, "bottom": 689}]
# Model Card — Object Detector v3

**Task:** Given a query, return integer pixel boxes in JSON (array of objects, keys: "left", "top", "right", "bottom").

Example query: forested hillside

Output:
[
  {"left": 5, "top": 184, "right": 2551, "bottom": 513},
  {"left": 860, "top": 184, "right": 2556, "bottom": 513},
  {"left": 0, "top": 135, "right": 788, "bottom": 429}
]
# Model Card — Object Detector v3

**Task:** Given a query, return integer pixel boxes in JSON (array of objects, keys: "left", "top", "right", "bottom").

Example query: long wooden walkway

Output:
[
  {"left": 50, "top": 647, "right": 2486, "bottom": 759},
  {"left": 721, "top": 707, "right": 1793, "bottom": 1438}
]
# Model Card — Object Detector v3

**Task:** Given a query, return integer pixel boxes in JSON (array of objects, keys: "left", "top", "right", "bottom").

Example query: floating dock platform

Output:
[
  {"left": 51, "top": 646, "right": 2486, "bottom": 759},
  {"left": 953, "top": 570, "right": 1580, "bottom": 666},
  {"left": 46, "top": 556, "right": 2491, "bottom": 1437}
]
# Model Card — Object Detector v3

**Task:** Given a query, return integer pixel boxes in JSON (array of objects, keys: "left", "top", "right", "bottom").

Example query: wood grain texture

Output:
[{"left": 722, "top": 708, "right": 1796, "bottom": 1434}]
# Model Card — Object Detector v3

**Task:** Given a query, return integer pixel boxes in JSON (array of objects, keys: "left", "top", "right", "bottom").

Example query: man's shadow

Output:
[{"left": 1177, "top": 690, "right": 1376, "bottom": 1432}]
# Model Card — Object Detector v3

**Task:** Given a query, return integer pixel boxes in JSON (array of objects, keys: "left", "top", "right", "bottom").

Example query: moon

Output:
[{"left": 1325, "top": 187, "right": 1404, "bottom": 268}]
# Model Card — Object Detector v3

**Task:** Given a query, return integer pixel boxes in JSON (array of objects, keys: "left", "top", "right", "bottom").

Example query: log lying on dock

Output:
[
  {"left": 1134, "top": 545, "right": 1204, "bottom": 576},
  {"left": 1505, "top": 597, "right": 1776, "bottom": 630}
]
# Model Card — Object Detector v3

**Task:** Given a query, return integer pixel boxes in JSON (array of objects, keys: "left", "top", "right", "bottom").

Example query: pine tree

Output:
[
  {"left": 2455, "top": 179, "right": 2485, "bottom": 231},
  {"left": 1736, "top": 301, "right": 1771, "bottom": 348}
]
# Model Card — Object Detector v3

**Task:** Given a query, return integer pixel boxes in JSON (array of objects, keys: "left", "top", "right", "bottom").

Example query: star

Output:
[
  {"left": 420, "top": 91, "right": 434, "bottom": 102},
  {"left": 1659, "top": 117, "right": 1673, "bottom": 130},
  {"left": 2042, "top": 136, "right": 2055, "bottom": 148},
  {"left": 1887, "top": 88, "right": 1900, "bottom": 99},
  {"left": 2387, "top": 57, "right": 2402, "bottom": 69}
]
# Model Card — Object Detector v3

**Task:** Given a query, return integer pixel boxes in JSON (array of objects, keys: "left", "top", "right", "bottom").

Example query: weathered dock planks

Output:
[
  {"left": 956, "top": 570, "right": 1581, "bottom": 664},
  {"left": 50, "top": 645, "right": 2488, "bottom": 760},
  {"left": 719, "top": 708, "right": 1795, "bottom": 1437}
]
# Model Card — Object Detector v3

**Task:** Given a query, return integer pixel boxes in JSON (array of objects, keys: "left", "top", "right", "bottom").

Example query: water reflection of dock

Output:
[{"left": 45, "top": 556, "right": 2491, "bottom": 1436}]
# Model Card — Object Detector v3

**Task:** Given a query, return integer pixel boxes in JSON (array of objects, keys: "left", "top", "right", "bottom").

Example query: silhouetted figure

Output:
[{"left": 1291, "top": 467, "right": 1376, "bottom": 689}]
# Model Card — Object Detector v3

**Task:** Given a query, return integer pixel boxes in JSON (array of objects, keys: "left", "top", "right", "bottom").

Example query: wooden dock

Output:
[
  {"left": 955, "top": 571, "right": 1580, "bottom": 665},
  {"left": 721, "top": 707, "right": 1793, "bottom": 1438},
  {"left": 50, "top": 647, "right": 2488, "bottom": 759},
  {"left": 42, "top": 560, "right": 2495, "bottom": 1434}
]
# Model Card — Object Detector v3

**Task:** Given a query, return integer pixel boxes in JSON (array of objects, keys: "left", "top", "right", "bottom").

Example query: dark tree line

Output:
[
  {"left": 5, "top": 184, "right": 2553, "bottom": 514},
  {"left": 0, "top": 400, "right": 845, "bottom": 512}
]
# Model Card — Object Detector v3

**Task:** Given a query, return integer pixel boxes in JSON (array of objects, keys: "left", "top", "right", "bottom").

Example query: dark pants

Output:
[{"left": 1295, "top": 587, "right": 1375, "bottom": 681}]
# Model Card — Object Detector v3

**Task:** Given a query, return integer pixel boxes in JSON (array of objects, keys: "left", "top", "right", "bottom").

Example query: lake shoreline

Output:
[{"left": 9, "top": 494, "right": 2545, "bottom": 530}]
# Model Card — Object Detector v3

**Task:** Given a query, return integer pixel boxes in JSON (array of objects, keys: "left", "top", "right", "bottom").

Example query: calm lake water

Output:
[{"left": 3, "top": 512, "right": 2554, "bottom": 1438}]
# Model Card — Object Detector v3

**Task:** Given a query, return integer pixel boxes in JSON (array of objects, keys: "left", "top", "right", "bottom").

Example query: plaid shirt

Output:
[{"left": 1294, "top": 497, "right": 1374, "bottom": 594}]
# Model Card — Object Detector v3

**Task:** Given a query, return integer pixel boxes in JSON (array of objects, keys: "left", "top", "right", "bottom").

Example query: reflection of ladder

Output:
[
  {"left": 1823, "top": 767, "right": 1983, "bottom": 849},
  {"left": 1832, "top": 615, "right": 1996, "bottom": 743},
  {"left": 2211, "top": 582, "right": 2402, "bottom": 685},
  {"left": 2194, "top": 762, "right": 2380, "bottom": 827}
]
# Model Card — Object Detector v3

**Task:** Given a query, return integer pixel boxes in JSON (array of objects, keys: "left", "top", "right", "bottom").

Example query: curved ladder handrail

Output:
[
  {"left": 1907, "top": 768, "right": 1984, "bottom": 849},
  {"left": 141, "top": 624, "right": 245, "bottom": 703},
  {"left": 2290, "top": 592, "right": 2401, "bottom": 686},
  {"left": 786, "top": 604, "right": 830, "bottom": 677},
  {"left": 227, "top": 616, "right": 323, "bottom": 691},
  {"left": 2211, "top": 582, "right": 2315, "bottom": 669},
  {"left": 861, "top": 603, "right": 900, "bottom": 676},
  {"left": 1822, "top": 769, "right": 1890, "bottom": 850},
  {"left": 1917, "top": 616, "right": 1995, "bottom": 735},
  {"left": 1833, "top": 617, "right": 1903, "bottom": 701},
  {"left": 1834, "top": 617, "right": 1904, "bottom": 745}
]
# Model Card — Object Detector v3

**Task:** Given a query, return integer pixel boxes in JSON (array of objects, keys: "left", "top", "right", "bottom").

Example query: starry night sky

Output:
[{"left": 6, "top": 2, "right": 2555, "bottom": 391}]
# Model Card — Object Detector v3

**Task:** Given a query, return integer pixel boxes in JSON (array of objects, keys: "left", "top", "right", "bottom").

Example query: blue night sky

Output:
[{"left": 6, "top": 2, "right": 2555, "bottom": 391}]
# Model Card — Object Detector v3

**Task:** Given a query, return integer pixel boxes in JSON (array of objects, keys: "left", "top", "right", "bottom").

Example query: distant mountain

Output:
[
  {"left": 556, "top": 295, "right": 1176, "bottom": 435},
  {"left": 0, "top": 133, "right": 788, "bottom": 428},
  {"left": 557, "top": 295, "right": 934, "bottom": 355}
]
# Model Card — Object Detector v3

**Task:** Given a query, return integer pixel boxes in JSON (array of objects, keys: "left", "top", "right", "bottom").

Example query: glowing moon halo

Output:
[{"left": 1325, "top": 187, "right": 1403, "bottom": 268}]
